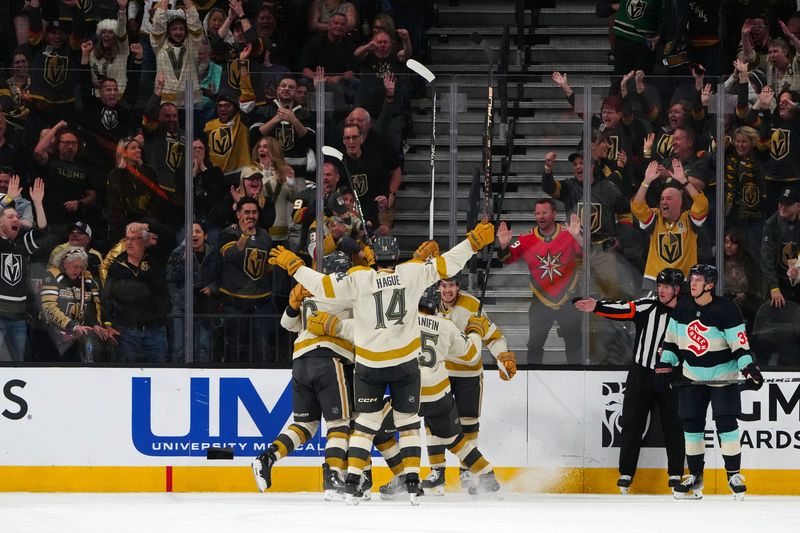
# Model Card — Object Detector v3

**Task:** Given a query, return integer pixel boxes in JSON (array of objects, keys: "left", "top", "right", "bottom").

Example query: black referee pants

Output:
[{"left": 619, "top": 364, "right": 685, "bottom": 478}]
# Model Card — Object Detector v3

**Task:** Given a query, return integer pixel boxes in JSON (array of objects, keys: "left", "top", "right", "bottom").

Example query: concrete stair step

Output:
[
  {"left": 437, "top": 6, "right": 523, "bottom": 26},
  {"left": 538, "top": 7, "right": 606, "bottom": 27},
  {"left": 529, "top": 45, "right": 610, "bottom": 64}
]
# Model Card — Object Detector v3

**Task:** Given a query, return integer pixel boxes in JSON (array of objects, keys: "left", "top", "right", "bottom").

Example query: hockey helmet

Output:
[
  {"left": 656, "top": 268, "right": 684, "bottom": 289},
  {"left": 372, "top": 235, "right": 400, "bottom": 264},
  {"left": 322, "top": 250, "right": 352, "bottom": 275},
  {"left": 689, "top": 263, "right": 718, "bottom": 285},
  {"left": 418, "top": 284, "right": 441, "bottom": 314}
]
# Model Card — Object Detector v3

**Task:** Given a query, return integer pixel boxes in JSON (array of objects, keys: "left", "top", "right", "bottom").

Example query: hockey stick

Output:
[
  {"left": 321, "top": 145, "right": 371, "bottom": 239},
  {"left": 471, "top": 32, "right": 495, "bottom": 222},
  {"left": 672, "top": 377, "right": 800, "bottom": 387},
  {"left": 406, "top": 59, "right": 437, "bottom": 240}
]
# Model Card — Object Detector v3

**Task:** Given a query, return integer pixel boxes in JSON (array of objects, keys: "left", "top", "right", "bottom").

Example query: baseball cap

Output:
[
  {"left": 326, "top": 191, "right": 349, "bottom": 216},
  {"left": 240, "top": 166, "right": 263, "bottom": 181},
  {"left": 68, "top": 221, "right": 92, "bottom": 238},
  {"left": 778, "top": 186, "right": 800, "bottom": 204},
  {"left": 568, "top": 150, "right": 583, "bottom": 163},
  {"left": 46, "top": 20, "right": 65, "bottom": 33}
]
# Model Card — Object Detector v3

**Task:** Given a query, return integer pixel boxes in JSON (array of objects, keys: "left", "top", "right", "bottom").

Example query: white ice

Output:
[{"left": 2, "top": 492, "right": 799, "bottom": 533}]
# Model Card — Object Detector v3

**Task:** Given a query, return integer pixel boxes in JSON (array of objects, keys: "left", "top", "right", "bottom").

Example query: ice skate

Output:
[
  {"left": 668, "top": 476, "right": 681, "bottom": 489},
  {"left": 476, "top": 471, "right": 502, "bottom": 499},
  {"left": 421, "top": 467, "right": 445, "bottom": 496},
  {"left": 379, "top": 474, "right": 406, "bottom": 500},
  {"left": 344, "top": 473, "right": 362, "bottom": 506},
  {"left": 460, "top": 468, "right": 478, "bottom": 495},
  {"left": 673, "top": 474, "right": 704, "bottom": 500},
  {"left": 405, "top": 473, "right": 424, "bottom": 506},
  {"left": 727, "top": 473, "right": 746, "bottom": 501},
  {"left": 359, "top": 469, "right": 373, "bottom": 501},
  {"left": 617, "top": 475, "right": 632, "bottom": 494},
  {"left": 322, "top": 464, "right": 345, "bottom": 501},
  {"left": 251, "top": 445, "right": 277, "bottom": 492}
]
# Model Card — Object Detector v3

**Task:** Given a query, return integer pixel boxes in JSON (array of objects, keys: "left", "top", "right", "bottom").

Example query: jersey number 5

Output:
[
  {"left": 418, "top": 332, "right": 439, "bottom": 368},
  {"left": 373, "top": 288, "right": 407, "bottom": 328}
]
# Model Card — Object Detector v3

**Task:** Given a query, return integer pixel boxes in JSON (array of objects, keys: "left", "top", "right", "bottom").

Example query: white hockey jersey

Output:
[
  {"left": 417, "top": 314, "right": 482, "bottom": 404},
  {"left": 280, "top": 293, "right": 355, "bottom": 362},
  {"left": 293, "top": 239, "right": 477, "bottom": 369},
  {"left": 439, "top": 291, "right": 509, "bottom": 378}
]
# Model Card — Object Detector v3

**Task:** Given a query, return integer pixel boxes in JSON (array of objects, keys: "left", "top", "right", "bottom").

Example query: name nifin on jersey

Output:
[
  {"left": 375, "top": 275, "right": 401, "bottom": 289},
  {"left": 418, "top": 316, "right": 439, "bottom": 331}
]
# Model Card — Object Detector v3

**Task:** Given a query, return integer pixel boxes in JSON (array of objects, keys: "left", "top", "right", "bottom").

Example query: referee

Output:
[{"left": 574, "top": 268, "right": 686, "bottom": 494}]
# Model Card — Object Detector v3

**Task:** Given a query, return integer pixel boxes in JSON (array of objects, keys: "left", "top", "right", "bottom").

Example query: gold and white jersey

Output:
[
  {"left": 439, "top": 291, "right": 508, "bottom": 378},
  {"left": 417, "top": 314, "right": 482, "bottom": 404},
  {"left": 280, "top": 295, "right": 355, "bottom": 363},
  {"left": 294, "top": 239, "right": 476, "bottom": 368}
]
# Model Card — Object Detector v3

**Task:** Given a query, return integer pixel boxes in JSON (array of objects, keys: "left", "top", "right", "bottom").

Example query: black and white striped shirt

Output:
[{"left": 593, "top": 295, "right": 672, "bottom": 369}]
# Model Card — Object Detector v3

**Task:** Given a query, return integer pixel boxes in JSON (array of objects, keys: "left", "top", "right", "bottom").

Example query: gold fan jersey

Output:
[
  {"left": 631, "top": 192, "right": 709, "bottom": 281},
  {"left": 280, "top": 294, "right": 355, "bottom": 363},
  {"left": 293, "top": 239, "right": 476, "bottom": 369},
  {"left": 417, "top": 314, "right": 482, "bottom": 404},
  {"left": 439, "top": 291, "right": 508, "bottom": 378}
]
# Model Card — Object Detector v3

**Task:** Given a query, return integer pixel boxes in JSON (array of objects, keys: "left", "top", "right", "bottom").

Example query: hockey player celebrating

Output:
[
  {"left": 433, "top": 276, "right": 516, "bottom": 491},
  {"left": 311, "top": 286, "right": 503, "bottom": 500},
  {"left": 267, "top": 222, "right": 496, "bottom": 505},
  {"left": 655, "top": 264, "right": 763, "bottom": 500},
  {"left": 252, "top": 251, "right": 355, "bottom": 500}
]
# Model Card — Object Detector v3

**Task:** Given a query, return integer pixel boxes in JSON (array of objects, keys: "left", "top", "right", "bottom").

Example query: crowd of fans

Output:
[
  {"left": 1, "top": 1, "right": 798, "bottom": 367},
  {"left": 532, "top": 0, "right": 800, "bottom": 365},
  {"left": 0, "top": 0, "right": 429, "bottom": 363}
]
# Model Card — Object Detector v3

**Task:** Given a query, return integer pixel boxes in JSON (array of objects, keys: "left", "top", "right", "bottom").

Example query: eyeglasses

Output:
[{"left": 124, "top": 236, "right": 144, "bottom": 243}]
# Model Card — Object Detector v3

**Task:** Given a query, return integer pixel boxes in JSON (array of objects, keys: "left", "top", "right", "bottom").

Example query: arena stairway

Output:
[{"left": 398, "top": 0, "right": 611, "bottom": 363}]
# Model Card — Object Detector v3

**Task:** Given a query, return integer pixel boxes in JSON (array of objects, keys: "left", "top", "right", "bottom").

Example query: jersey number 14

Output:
[{"left": 373, "top": 288, "right": 407, "bottom": 328}]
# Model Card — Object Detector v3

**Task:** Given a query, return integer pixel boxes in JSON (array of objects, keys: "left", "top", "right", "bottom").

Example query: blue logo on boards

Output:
[{"left": 131, "top": 377, "right": 323, "bottom": 457}]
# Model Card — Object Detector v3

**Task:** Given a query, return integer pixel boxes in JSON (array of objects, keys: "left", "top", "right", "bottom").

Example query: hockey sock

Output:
[
  {"left": 461, "top": 417, "right": 479, "bottom": 443},
  {"left": 394, "top": 411, "right": 422, "bottom": 475},
  {"left": 273, "top": 421, "right": 319, "bottom": 460},
  {"left": 324, "top": 419, "right": 350, "bottom": 474},
  {"left": 447, "top": 434, "right": 491, "bottom": 476},
  {"left": 347, "top": 410, "right": 383, "bottom": 476},
  {"left": 718, "top": 427, "right": 742, "bottom": 474},
  {"left": 374, "top": 433, "right": 404, "bottom": 476},
  {"left": 425, "top": 429, "right": 447, "bottom": 469}
]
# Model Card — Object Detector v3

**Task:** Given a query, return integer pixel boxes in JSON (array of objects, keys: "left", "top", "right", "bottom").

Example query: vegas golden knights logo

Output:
[
  {"left": 166, "top": 139, "right": 184, "bottom": 172},
  {"left": 607, "top": 135, "right": 619, "bottom": 161},
  {"left": 227, "top": 61, "right": 241, "bottom": 90},
  {"left": 577, "top": 202, "right": 602, "bottom": 235},
  {"left": 658, "top": 231, "right": 683, "bottom": 264},
  {"left": 771, "top": 128, "right": 790, "bottom": 161},
  {"left": 656, "top": 133, "right": 674, "bottom": 159},
  {"left": 351, "top": 173, "right": 368, "bottom": 197},
  {"left": 209, "top": 127, "right": 233, "bottom": 156},
  {"left": 741, "top": 181, "right": 760, "bottom": 208},
  {"left": 45, "top": 54, "right": 68, "bottom": 86},
  {"left": 244, "top": 247, "right": 268, "bottom": 280},
  {"left": 780, "top": 241, "right": 799, "bottom": 269},
  {"left": 276, "top": 122, "right": 295, "bottom": 151}
]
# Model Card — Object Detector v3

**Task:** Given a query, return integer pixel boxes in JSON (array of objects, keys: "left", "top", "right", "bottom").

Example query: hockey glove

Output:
[
  {"left": 362, "top": 244, "right": 376, "bottom": 267},
  {"left": 289, "top": 284, "right": 312, "bottom": 311},
  {"left": 307, "top": 311, "right": 340, "bottom": 337},
  {"left": 465, "top": 314, "right": 491, "bottom": 338},
  {"left": 741, "top": 363, "right": 764, "bottom": 391},
  {"left": 467, "top": 222, "right": 495, "bottom": 252},
  {"left": 413, "top": 240, "right": 440, "bottom": 260},
  {"left": 654, "top": 361, "right": 674, "bottom": 393},
  {"left": 268, "top": 245, "right": 304, "bottom": 275},
  {"left": 497, "top": 351, "right": 517, "bottom": 381}
]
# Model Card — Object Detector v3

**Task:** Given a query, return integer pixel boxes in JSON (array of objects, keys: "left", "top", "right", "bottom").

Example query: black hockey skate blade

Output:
[{"left": 207, "top": 447, "right": 235, "bottom": 460}]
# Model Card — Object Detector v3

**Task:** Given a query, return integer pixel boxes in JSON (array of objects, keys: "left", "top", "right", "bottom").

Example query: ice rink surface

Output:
[{"left": 2, "top": 492, "right": 799, "bottom": 533}]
